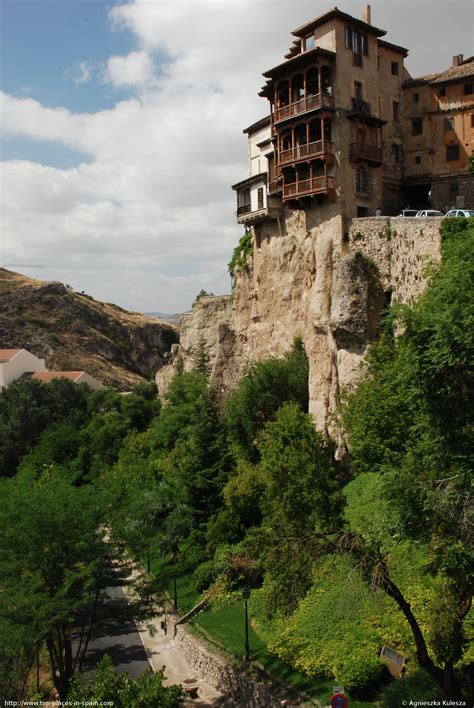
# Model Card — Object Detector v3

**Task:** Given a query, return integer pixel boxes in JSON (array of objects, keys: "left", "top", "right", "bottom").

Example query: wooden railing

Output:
[
  {"left": 283, "top": 175, "right": 335, "bottom": 199},
  {"left": 279, "top": 140, "right": 334, "bottom": 166},
  {"left": 236, "top": 204, "right": 252, "bottom": 216},
  {"left": 351, "top": 97, "right": 371, "bottom": 114},
  {"left": 268, "top": 178, "right": 282, "bottom": 194},
  {"left": 349, "top": 143, "right": 383, "bottom": 163},
  {"left": 275, "top": 93, "right": 334, "bottom": 122}
]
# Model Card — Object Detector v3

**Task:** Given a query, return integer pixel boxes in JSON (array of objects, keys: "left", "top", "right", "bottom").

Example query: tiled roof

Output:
[
  {"left": 0, "top": 348, "right": 22, "bottom": 363},
  {"left": 29, "top": 371, "right": 83, "bottom": 382},
  {"left": 292, "top": 7, "right": 386, "bottom": 38},
  {"left": 404, "top": 57, "right": 474, "bottom": 88},
  {"left": 377, "top": 39, "right": 409, "bottom": 57},
  {"left": 262, "top": 46, "right": 336, "bottom": 80},
  {"left": 243, "top": 115, "right": 270, "bottom": 135}
]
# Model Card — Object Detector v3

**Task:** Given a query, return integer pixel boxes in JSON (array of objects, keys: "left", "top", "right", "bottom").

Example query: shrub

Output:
[
  {"left": 193, "top": 559, "right": 215, "bottom": 592},
  {"left": 378, "top": 669, "right": 444, "bottom": 708}
]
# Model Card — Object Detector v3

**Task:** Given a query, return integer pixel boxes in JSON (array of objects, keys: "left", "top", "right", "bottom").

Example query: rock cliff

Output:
[
  {"left": 0, "top": 269, "right": 178, "bottom": 390},
  {"left": 157, "top": 215, "right": 441, "bottom": 431}
]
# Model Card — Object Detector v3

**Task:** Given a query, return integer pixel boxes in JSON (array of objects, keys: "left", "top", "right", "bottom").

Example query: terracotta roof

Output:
[
  {"left": 292, "top": 7, "right": 386, "bottom": 39},
  {"left": 262, "top": 46, "right": 336, "bottom": 80},
  {"left": 404, "top": 57, "right": 474, "bottom": 88},
  {"left": 0, "top": 348, "right": 22, "bottom": 363},
  {"left": 29, "top": 371, "right": 83, "bottom": 382}
]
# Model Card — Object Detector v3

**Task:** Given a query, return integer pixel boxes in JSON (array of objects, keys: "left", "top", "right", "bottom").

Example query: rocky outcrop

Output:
[
  {"left": 0, "top": 269, "right": 178, "bottom": 390},
  {"left": 156, "top": 215, "right": 441, "bottom": 431}
]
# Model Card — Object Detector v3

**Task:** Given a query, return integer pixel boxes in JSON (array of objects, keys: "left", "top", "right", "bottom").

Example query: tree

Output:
[
  {"left": 258, "top": 402, "right": 341, "bottom": 615},
  {"left": 192, "top": 334, "right": 211, "bottom": 377},
  {"left": 225, "top": 338, "right": 309, "bottom": 462},
  {"left": 69, "top": 654, "right": 184, "bottom": 706},
  {"left": 338, "top": 221, "right": 473, "bottom": 699},
  {"left": 0, "top": 471, "right": 148, "bottom": 700}
]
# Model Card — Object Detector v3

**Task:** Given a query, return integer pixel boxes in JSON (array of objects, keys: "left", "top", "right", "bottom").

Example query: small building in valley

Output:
[{"left": 0, "top": 348, "right": 46, "bottom": 389}]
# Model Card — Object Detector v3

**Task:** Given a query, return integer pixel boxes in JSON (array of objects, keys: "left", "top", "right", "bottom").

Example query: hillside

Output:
[{"left": 0, "top": 269, "right": 179, "bottom": 390}]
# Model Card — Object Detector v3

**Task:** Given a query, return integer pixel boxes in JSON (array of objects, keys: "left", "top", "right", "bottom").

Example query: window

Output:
[
  {"left": 439, "top": 87, "right": 446, "bottom": 97},
  {"left": 413, "top": 93, "right": 419, "bottom": 103},
  {"left": 392, "top": 101, "right": 400, "bottom": 122},
  {"left": 464, "top": 82, "right": 473, "bottom": 95},
  {"left": 444, "top": 117, "right": 454, "bottom": 132},
  {"left": 305, "top": 34, "right": 315, "bottom": 51},
  {"left": 446, "top": 144, "right": 460, "bottom": 161},
  {"left": 411, "top": 118, "right": 422, "bottom": 135},
  {"left": 392, "top": 144, "right": 401, "bottom": 164},
  {"left": 357, "top": 206, "right": 369, "bottom": 217},
  {"left": 450, "top": 182, "right": 459, "bottom": 195},
  {"left": 471, "top": 114, "right": 474, "bottom": 128},
  {"left": 257, "top": 188, "right": 264, "bottom": 210},
  {"left": 354, "top": 81, "right": 363, "bottom": 99},
  {"left": 391, "top": 62, "right": 399, "bottom": 76},
  {"left": 415, "top": 155, "right": 421, "bottom": 165},
  {"left": 356, "top": 168, "right": 370, "bottom": 194},
  {"left": 345, "top": 26, "right": 368, "bottom": 56}
]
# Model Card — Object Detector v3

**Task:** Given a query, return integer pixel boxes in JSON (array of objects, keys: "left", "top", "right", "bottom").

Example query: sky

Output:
[{"left": 1, "top": 0, "right": 473, "bottom": 313}]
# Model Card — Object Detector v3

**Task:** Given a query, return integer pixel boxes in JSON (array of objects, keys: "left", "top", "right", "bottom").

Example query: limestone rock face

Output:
[{"left": 156, "top": 214, "right": 441, "bottom": 432}]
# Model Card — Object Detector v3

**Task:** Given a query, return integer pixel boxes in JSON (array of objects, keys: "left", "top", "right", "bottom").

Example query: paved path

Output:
[{"left": 78, "top": 585, "right": 151, "bottom": 679}]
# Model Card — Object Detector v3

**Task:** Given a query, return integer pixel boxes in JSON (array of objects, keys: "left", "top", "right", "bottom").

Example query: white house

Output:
[{"left": 0, "top": 349, "right": 46, "bottom": 389}]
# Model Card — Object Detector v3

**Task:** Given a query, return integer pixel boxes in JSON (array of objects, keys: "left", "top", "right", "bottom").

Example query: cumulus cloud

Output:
[
  {"left": 102, "top": 51, "right": 155, "bottom": 87},
  {"left": 2, "top": 0, "right": 473, "bottom": 311}
]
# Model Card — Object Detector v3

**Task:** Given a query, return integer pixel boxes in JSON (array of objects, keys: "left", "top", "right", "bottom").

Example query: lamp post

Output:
[{"left": 242, "top": 587, "right": 251, "bottom": 662}]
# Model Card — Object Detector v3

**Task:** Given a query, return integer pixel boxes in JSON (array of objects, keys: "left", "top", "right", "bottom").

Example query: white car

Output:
[
  {"left": 415, "top": 209, "right": 444, "bottom": 217},
  {"left": 444, "top": 209, "right": 474, "bottom": 218}
]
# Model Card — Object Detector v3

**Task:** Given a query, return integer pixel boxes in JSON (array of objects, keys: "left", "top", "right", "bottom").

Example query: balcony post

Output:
[{"left": 303, "top": 71, "right": 307, "bottom": 109}]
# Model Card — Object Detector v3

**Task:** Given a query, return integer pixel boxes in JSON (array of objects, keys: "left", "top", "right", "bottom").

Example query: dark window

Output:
[
  {"left": 392, "top": 101, "right": 400, "bottom": 122},
  {"left": 411, "top": 118, "right": 422, "bottom": 135},
  {"left": 391, "top": 62, "right": 399, "bottom": 76},
  {"left": 354, "top": 81, "right": 363, "bottom": 99},
  {"left": 257, "top": 188, "right": 264, "bottom": 210},
  {"left": 392, "top": 144, "right": 401, "bottom": 164},
  {"left": 345, "top": 26, "right": 353, "bottom": 49},
  {"left": 415, "top": 155, "right": 421, "bottom": 165},
  {"left": 413, "top": 93, "right": 419, "bottom": 103},
  {"left": 444, "top": 117, "right": 454, "bottom": 132},
  {"left": 357, "top": 206, "right": 369, "bottom": 217},
  {"left": 471, "top": 114, "right": 474, "bottom": 128},
  {"left": 446, "top": 144, "right": 460, "bottom": 161},
  {"left": 464, "top": 82, "right": 473, "bottom": 95},
  {"left": 450, "top": 182, "right": 459, "bottom": 195},
  {"left": 439, "top": 87, "right": 446, "bottom": 97},
  {"left": 356, "top": 168, "right": 370, "bottom": 194}
]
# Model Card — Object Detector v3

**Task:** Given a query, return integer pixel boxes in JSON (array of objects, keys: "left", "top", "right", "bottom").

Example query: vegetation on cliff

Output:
[{"left": 1, "top": 220, "right": 472, "bottom": 704}]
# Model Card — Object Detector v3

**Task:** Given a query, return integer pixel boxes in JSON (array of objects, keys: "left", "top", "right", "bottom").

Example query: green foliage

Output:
[
  {"left": 228, "top": 230, "right": 253, "bottom": 285},
  {"left": 69, "top": 654, "right": 184, "bottom": 706},
  {"left": 193, "top": 288, "right": 214, "bottom": 305},
  {"left": 378, "top": 669, "right": 444, "bottom": 708},
  {"left": 193, "top": 559, "right": 216, "bottom": 592},
  {"left": 192, "top": 334, "right": 211, "bottom": 376},
  {"left": 0, "top": 377, "right": 89, "bottom": 476},
  {"left": 225, "top": 338, "right": 309, "bottom": 462}
]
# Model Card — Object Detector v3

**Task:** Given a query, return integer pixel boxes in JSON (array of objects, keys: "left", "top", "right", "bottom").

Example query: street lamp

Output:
[{"left": 242, "top": 587, "right": 251, "bottom": 662}]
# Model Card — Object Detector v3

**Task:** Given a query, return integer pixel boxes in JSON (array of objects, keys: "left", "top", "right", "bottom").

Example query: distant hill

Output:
[
  {"left": 144, "top": 311, "right": 183, "bottom": 325},
  {"left": 0, "top": 269, "right": 179, "bottom": 390}
]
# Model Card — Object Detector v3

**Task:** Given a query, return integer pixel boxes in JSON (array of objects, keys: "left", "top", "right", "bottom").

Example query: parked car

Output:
[
  {"left": 444, "top": 209, "right": 474, "bottom": 218},
  {"left": 399, "top": 209, "right": 419, "bottom": 217},
  {"left": 415, "top": 209, "right": 444, "bottom": 217}
]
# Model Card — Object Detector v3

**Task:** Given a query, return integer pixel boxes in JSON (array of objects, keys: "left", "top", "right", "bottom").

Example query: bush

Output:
[
  {"left": 193, "top": 560, "right": 216, "bottom": 592},
  {"left": 228, "top": 231, "right": 253, "bottom": 284},
  {"left": 378, "top": 669, "right": 444, "bottom": 708}
]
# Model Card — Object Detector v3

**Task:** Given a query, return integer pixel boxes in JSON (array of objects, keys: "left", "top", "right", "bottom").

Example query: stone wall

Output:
[
  {"left": 174, "top": 624, "right": 296, "bottom": 707},
  {"left": 156, "top": 215, "right": 441, "bottom": 434}
]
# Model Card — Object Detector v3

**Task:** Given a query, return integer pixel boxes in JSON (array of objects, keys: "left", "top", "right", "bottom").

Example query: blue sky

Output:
[{"left": 1, "top": 0, "right": 473, "bottom": 312}]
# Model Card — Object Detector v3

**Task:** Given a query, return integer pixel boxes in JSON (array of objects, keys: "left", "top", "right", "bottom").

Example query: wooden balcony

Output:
[
  {"left": 349, "top": 143, "right": 383, "bottom": 165},
  {"left": 279, "top": 140, "right": 334, "bottom": 167},
  {"left": 237, "top": 205, "right": 282, "bottom": 225},
  {"left": 283, "top": 175, "right": 336, "bottom": 200},
  {"left": 275, "top": 93, "right": 334, "bottom": 123},
  {"left": 236, "top": 204, "right": 252, "bottom": 216}
]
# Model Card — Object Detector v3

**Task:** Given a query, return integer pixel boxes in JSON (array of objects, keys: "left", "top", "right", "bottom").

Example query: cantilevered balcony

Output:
[
  {"left": 275, "top": 93, "right": 334, "bottom": 123},
  {"left": 283, "top": 175, "right": 336, "bottom": 200},
  {"left": 279, "top": 139, "right": 334, "bottom": 167},
  {"left": 349, "top": 142, "right": 383, "bottom": 165}
]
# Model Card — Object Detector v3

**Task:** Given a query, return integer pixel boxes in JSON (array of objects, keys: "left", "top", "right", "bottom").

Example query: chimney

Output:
[
  {"left": 363, "top": 4, "right": 372, "bottom": 24},
  {"left": 452, "top": 54, "right": 464, "bottom": 66}
]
